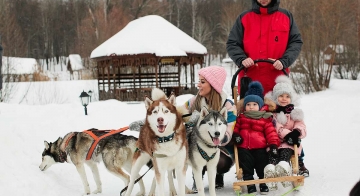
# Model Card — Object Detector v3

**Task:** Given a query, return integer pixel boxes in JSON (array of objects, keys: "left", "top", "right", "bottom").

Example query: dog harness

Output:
[
  {"left": 61, "top": 127, "right": 129, "bottom": 161},
  {"left": 196, "top": 144, "right": 218, "bottom": 162},
  {"left": 83, "top": 127, "right": 129, "bottom": 160}
]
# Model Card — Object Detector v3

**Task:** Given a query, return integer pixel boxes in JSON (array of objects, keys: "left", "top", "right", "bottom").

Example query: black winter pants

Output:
[{"left": 237, "top": 148, "right": 268, "bottom": 180}]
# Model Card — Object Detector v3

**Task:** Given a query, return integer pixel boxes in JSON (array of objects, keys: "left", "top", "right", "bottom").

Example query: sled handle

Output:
[{"left": 230, "top": 59, "right": 288, "bottom": 99}]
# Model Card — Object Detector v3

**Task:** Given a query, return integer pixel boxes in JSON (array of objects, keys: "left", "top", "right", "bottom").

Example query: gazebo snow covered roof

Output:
[
  {"left": 90, "top": 15, "right": 207, "bottom": 58},
  {"left": 90, "top": 15, "right": 207, "bottom": 101}
]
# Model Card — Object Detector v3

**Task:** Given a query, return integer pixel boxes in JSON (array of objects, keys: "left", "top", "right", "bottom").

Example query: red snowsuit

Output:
[{"left": 233, "top": 113, "right": 280, "bottom": 149}]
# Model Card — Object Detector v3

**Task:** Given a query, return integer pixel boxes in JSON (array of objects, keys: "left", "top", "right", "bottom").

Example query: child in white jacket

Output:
[{"left": 264, "top": 76, "right": 307, "bottom": 190}]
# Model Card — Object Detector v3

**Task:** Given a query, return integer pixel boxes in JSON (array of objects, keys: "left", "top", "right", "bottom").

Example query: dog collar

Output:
[
  {"left": 196, "top": 144, "right": 217, "bottom": 162},
  {"left": 157, "top": 132, "right": 175, "bottom": 143},
  {"left": 57, "top": 150, "right": 67, "bottom": 163}
]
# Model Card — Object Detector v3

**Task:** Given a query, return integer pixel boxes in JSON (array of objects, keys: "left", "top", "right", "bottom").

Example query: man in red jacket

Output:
[{"left": 226, "top": 0, "right": 303, "bottom": 95}]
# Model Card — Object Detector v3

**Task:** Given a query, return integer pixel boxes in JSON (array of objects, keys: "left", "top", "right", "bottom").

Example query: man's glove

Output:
[
  {"left": 232, "top": 133, "right": 243, "bottom": 145},
  {"left": 129, "top": 120, "right": 145, "bottom": 132},
  {"left": 185, "top": 110, "right": 200, "bottom": 130},
  {"left": 284, "top": 129, "right": 301, "bottom": 146},
  {"left": 269, "top": 144, "right": 278, "bottom": 158}
]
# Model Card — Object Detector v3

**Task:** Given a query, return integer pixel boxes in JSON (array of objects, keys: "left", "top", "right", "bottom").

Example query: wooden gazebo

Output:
[{"left": 90, "top": 15, "right": 207, "bottom": 101}]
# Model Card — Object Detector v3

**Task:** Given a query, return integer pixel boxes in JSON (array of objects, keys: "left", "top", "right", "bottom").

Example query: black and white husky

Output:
[
  {"left": 187, "top": 106, "right": 228, "bottom": 196},
  {"left": 39, "top": 131, "right": 146, "bottom": 195}
]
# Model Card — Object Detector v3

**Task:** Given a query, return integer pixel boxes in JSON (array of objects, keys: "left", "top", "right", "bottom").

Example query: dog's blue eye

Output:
[
  {"left": 208, "top": 122, "right": 213, "bottom": 126},
  {"left": 164, "top": 110, "right": 169, "bottom": 113}
]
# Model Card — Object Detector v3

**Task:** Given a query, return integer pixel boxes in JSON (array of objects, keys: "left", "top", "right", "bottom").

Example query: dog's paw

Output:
[
  {"left": 169, "top": 190, "right": 177, "bottom": 196},
  {"left": 83, "top": 187, "right": 90, "bottom": 195},
  {"left": 136, "top": 191, "right": 145, "bottom": 196},
  {"left": 92, "top": 188, "right": 102, "bottom": 194},
  {"left": 185, "top": 185, "right": 195, "bottom": 194}
]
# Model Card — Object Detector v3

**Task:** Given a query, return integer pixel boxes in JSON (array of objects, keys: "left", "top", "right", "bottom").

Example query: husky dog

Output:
[
  {"left": 188, "top": 106, "right": 228, "bottom": 196},
  {"left": 125, "top": 88, "right": 188, "bottom": 196},
  {"left": 39, "top": 131, "right": 146, "bottom": 196}
]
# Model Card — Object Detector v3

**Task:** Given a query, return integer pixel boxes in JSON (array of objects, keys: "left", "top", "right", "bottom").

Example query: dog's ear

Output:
[
  {"left": 56, "top": 137, "right": 63, "bottom": 145},
  {"left": 168, "top": 92, "right": 176, "bottom": 106},
  {"left": 144, "top": 95, "right": 153, "bottom": 110},
  {"left": 200, "top": 106, "right": 209, "bottom": 118},
  {"left": 220, "top": 107, "right": 228, "bottom": 121},
  {"left": 44, "top": 141, "right": 50, "bottom": 150}
]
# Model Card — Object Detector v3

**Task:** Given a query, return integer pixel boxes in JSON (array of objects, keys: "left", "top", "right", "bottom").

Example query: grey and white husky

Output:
[
  {"left": 187, "top": 106, "right": 228, "bottom": 196},
  {"left": 39, "top": 130, "right": 146, "bottom": 195}
]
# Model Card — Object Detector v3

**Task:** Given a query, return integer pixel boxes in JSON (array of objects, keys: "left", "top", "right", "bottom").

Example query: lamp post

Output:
[
  {"left": 88, "top": 90, "right": 93, "bottom": 102},
  {"left": 79, "top": 90, "right": 90, "bottom": 115}
]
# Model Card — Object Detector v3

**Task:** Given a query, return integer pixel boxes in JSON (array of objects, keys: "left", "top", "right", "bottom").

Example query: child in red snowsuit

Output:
[{"left": 232, "top": 81, "right": 280, "bottom": 194}]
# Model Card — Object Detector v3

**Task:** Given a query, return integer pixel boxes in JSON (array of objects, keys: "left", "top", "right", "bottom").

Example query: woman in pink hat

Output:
[{"left": 178, "top": 65, "right": 237, "bottom": 191}]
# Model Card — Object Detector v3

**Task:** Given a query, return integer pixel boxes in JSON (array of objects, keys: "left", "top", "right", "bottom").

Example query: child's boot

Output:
[
  {"left": 259, "top": 183, "right": 269, "bottom": 195},
  {"left": 264, "top": 164, "right": 278, "bottom": 191},
  {"left": 247, "top": 184, "right": 257, "bottom": 194},
  {"left": 298, "top": 160, "right": 309, "bottom": 177},
  {"left": 275, "top": 161, "right": 292, "bottom": 187}
]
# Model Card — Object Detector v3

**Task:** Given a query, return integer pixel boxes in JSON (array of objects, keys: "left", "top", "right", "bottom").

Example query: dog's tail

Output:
[
  {"left": 60, "top": 132, "right": 76, "bottom": 152},
  {"left": 151, "top": 88, "right": 167, "bottom": 101}
]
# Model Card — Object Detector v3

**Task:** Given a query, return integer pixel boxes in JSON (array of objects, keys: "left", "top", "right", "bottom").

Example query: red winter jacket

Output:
[
  {"left": 233, "top": 113, "right": 280, "bottom": 149},
  {"left": 226, "top": 0, "right": 303, "bottom": 94}
]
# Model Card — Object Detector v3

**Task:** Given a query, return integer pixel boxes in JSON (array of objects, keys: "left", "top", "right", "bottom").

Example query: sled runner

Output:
[{"left": 231, "top": 59, "right": 304, "bottom": 193}]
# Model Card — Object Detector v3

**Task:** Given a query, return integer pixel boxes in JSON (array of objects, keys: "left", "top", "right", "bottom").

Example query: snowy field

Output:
[{"left": 1, "top": 78, "right": 360, "bottom": 196}]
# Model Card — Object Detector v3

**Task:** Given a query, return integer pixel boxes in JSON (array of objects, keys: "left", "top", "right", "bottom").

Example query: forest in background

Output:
[{"left": 0, "top": 0, "right": 360, "bottom": 93}]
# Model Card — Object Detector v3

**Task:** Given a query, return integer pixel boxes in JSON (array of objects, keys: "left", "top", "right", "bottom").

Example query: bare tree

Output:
[{"left": 191, "top": 0, "right": 197, "bottom": 38}]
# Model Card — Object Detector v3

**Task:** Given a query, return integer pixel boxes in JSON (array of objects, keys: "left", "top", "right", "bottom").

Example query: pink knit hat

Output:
[{"left": 198, "top": 66, "right": 227, "bottom": 94}]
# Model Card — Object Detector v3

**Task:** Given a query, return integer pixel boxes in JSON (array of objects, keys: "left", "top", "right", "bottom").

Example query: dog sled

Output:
[{"left": 230, "top": 59, "right": 305, "bottom": 194}]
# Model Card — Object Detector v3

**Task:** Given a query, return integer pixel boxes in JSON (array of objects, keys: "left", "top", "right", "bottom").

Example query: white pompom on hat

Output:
[{"left": 198, "top": 66, "right": 227, "bottom": 94}]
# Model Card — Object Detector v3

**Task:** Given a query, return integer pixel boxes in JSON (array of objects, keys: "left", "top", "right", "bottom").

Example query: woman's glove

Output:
[
  {"left": 129, "top": 120, "right": 145, "bottom": 132},
  {"left": 185, "top": 110, "right": 200, "bottom": 129}
]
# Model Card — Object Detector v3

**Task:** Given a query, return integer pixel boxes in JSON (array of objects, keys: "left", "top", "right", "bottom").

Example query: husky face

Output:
[
  {"left": 198, "top": 107, "right": 228, "bottom": 146},
  {"left": 145, "top": 90, "right": 178, "bottom": 136},
  {"left": 39, "top": 138, "right": 64, "bottom": 171}
]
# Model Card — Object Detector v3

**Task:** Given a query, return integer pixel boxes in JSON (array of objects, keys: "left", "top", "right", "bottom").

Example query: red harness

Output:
[
  {"left": 84, "top": 126, "right": 129, "bottom": 160},
  {"left": 64, "top": 126, "right": 129, "bottom": 160}
]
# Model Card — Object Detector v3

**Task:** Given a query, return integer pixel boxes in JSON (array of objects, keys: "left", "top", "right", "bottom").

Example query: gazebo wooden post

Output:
[
  {"left": 97, "top": 61, "right": 100, "bottom": 100},
  {"left": 112, "top": 60, "right": 116, "bottom": 96},
  {"left": 177, "top": 61, "right": 181, "bottom": 88},
  {"left": 107, "top": 61, "right": 111, "bottom": 97},
  {"left": 191, "top": 62, "right": 195, "bottom": 90},
  {"left": 155, "top": 62, "right": 159, "bottom": 88}
]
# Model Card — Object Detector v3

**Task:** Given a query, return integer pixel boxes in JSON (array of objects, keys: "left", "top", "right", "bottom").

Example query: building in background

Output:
[{"left": 67, "top": 54, "right": 84, "bottom": 80}]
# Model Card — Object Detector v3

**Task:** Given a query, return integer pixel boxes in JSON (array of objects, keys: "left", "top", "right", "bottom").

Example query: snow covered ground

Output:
[{"left": 1, "top": 78, "right": 360, "bottom": 196}]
